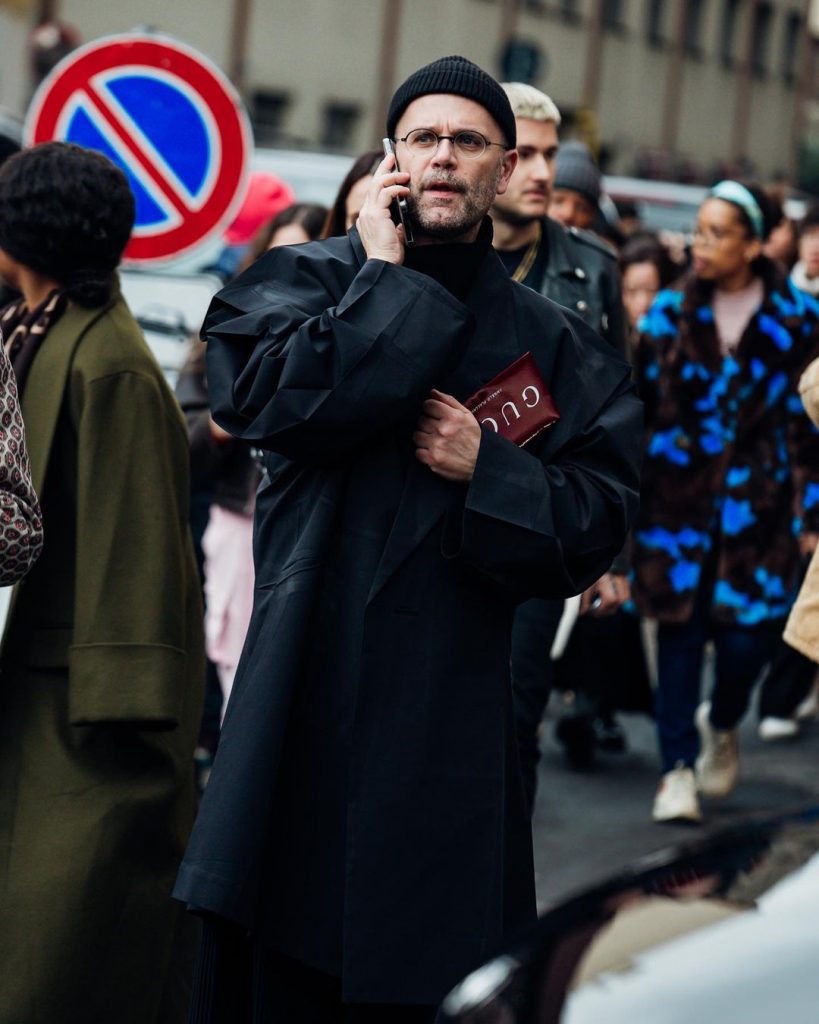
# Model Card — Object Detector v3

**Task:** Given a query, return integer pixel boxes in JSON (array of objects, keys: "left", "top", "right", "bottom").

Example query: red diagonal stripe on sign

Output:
[{"left": 82, "top": 80, "right": 191, "bottom": 222}]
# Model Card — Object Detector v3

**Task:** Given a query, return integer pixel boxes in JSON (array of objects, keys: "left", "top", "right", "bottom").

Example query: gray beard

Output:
[
  {"left": 408, "top": 166, "right": 503, "bottom": 240},
  {"left": 410, "top": 204, "right": 480, "bottom": 240}
]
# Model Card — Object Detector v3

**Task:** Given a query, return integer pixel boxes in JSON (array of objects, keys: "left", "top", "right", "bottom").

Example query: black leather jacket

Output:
[
  {"left": 499, "top": 216, "right": 630, "bottom": 573},
  {"left": 519, "top": 217, "right": 626, "bottom": 354}
]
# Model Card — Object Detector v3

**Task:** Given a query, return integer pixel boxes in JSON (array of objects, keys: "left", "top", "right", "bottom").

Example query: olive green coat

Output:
[{"left": 0, "top": 294, "right": 205, "bottom": 1023}]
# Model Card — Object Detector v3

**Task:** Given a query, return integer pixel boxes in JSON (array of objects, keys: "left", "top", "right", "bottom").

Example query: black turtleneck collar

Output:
[{"left": 402, "top": 217, "right": 493, "bottom": 302}]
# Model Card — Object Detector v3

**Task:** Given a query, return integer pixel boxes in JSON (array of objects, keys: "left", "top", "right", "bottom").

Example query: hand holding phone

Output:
[
  {"left": 382, "top": 139, "right": 414, "bottom": 247},
  {"left": 355, "top": 145, "right": 412, "bottom": 264}
]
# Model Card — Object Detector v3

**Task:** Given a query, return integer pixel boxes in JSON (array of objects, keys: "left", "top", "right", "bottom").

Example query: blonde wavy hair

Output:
[{"left": 500, "top": 83, "right": 562, "bottom": 126}]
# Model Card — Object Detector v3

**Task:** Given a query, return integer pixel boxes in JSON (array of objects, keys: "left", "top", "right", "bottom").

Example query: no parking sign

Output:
[{"left": 25, "top": 33, "right": 252, "bottom": 264}]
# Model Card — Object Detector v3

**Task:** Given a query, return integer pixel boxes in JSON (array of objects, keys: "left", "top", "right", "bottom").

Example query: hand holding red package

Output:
[{"left": 465, "top": 351, "right": 560, "bottom": 447}]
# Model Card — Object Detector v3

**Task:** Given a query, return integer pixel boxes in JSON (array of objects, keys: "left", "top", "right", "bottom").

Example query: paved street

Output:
[{"left": 531, "top": 701, "right": 819, "bottom": 910}]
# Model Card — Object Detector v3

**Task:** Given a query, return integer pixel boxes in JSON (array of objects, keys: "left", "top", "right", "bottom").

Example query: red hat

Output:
[{"left": 223, "top": 172, "right": 296, "bottom": 245}]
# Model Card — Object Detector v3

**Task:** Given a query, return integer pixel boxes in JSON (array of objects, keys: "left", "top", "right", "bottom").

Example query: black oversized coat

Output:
[{"left": 174, "top": 229, "right": 642, "bottom": 1005}]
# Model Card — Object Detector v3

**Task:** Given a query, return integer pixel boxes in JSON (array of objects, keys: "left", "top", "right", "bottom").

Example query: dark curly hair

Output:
[
  {"left": 620, "top": 232, "right": 679, "bottom": 287},
  {"left": 0, "top": 142, "right": 135, "bottom": 307}
]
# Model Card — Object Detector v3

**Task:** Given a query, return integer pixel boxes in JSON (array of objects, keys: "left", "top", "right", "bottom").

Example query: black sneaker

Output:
[
  {"left": 554, "top": 714, "right": 596, "bottom": 770},
  {"left": 593, "top": 713, "right": 628, "bottom": 753}
]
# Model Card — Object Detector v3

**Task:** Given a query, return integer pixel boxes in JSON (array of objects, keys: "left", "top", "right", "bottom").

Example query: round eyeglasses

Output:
[{"left": 395, "top": 128, "right": 508, "bottom": 160}]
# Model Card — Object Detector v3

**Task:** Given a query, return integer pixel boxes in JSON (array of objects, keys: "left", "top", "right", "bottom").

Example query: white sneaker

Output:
[
  {"left": 652, "top": 763, "right": 702, "bottom": 823},
  {"left": 695, "top": 701, "right": 739, "bottom": 798},
  {"left": 759, "top": 716, "right": 799, "bottom": 741}
]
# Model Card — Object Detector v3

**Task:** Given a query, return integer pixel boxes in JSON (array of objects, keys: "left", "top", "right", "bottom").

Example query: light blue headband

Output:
[{"left": 708, "top": 180, "right": 765, "bottom": 239}]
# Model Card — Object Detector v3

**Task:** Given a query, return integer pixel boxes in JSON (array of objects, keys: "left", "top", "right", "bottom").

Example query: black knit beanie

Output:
[{"left": 387, "top": 55, "right": 516, "bottom": 148}]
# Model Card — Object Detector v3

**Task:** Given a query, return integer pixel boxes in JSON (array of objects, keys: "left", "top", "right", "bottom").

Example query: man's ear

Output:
[{"left": 496, "top": 149, "right": 519, "bottom": 196}]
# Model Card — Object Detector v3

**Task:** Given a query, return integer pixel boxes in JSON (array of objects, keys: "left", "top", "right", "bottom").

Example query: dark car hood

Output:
[{"left": 441, "top": 805, "right": 819, "bottom": 1023}]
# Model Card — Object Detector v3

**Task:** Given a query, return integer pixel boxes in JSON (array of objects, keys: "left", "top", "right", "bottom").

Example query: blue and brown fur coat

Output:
[{"left": 633, "top": 260, "right": 819, "bottom": 625}]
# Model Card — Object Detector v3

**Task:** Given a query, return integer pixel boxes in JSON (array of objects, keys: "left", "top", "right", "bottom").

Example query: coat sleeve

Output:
[
  {"left": 443, "top": 374, "right": 643, "bottom": 600},
  {"left": 634, "top": 329, "right": 662, "bottom": 431},
  {"left": 204, "top": 254, "right": 474, "bottom": 462},
  {"left": 0, "top": 345, "right": 42, "bottom": 585},
  {"left": 67, "top": 369, "right": 197, "bottom": 728}
]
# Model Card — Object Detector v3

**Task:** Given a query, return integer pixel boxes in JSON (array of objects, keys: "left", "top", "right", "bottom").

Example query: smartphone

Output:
[{"left": 382, "top": 138, "right": 415, "bottom": 247}]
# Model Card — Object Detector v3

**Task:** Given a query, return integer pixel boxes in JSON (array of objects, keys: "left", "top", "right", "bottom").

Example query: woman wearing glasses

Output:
[{"left": 634, "top": 180, "right": 819, "bottom": 824}]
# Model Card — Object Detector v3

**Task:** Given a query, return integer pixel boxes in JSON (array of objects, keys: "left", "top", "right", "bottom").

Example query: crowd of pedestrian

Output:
[
  {"left": 0, "top": 51, "right": 817, "bottom": 1023},
  {"left": 481, "top": 82, "right": 819, "bottom": 825}
]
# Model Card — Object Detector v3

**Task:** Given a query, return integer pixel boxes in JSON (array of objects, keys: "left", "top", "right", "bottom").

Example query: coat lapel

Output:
[
  {"left": 0, "top": 301, "right": 108, "bottom": 643},
  {"left": 368, "top": 254, "right": 527, "bottom": 604},
  {"left": 367, "top": 458, "right": 452, "bottom": 603},
  {"left": 22, "top": 302, "right": 109, "bottom": 499}
]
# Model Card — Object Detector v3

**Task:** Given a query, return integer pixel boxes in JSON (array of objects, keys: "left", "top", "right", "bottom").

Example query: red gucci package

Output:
[{"left": 465, "top": 351, "right": 560, "bottom": 447}]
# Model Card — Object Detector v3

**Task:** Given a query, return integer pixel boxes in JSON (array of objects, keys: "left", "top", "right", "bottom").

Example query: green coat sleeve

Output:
[{"left": 67, "top": 368, "right": 195, "bottom": 727}]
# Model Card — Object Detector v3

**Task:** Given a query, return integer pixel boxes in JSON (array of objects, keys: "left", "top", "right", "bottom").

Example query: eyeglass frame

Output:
[
  {"left": 393, "top": 128, "right": 511, "bottom": 159},
  {"left": 692, "top": 224, "right": 753, "bottom": 248}
]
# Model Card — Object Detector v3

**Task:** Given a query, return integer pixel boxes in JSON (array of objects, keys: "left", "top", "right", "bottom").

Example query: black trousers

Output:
[
  {"left": 758, "top": 557, "right": 817, "bottom": 720},
  {"left": 191, "top": 921, "right": 439, "bottom": 1024},
  {"left": 511, "top": 597, "right": 653, "bottom": 812},
  {"left": 758, "top": 636, "right": 816, "bottom": 719}
]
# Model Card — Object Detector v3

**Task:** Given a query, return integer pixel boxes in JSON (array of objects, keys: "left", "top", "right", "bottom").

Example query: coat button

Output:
[
  {"left": 575, "top": 267, "right": 587, "bottom": 279},
  {"left": 577, "top": 300, "right": 589, "bottom": 313}
]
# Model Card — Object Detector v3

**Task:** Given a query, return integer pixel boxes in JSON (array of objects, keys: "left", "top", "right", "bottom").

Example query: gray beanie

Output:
[
  {"left": 387, "top": 55, "right": 516, "bottom": 148},
  {"left": 553, "top": 141, "right": 601, "bottom": 207}
]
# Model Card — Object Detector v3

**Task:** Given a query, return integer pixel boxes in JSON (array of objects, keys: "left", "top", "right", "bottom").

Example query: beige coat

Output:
[{"left": 785, "top": 356, "right": 819, "bottom": 662}]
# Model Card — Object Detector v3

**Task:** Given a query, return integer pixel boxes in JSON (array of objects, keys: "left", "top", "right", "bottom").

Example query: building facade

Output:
[{"left": 1, "top": 0, "right": 817, "bottom": 183}]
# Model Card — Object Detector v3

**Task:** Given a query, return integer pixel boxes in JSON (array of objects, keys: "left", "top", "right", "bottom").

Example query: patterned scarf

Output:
[{"left": 0, "top": 289, "right": 69, "bottom": 394}]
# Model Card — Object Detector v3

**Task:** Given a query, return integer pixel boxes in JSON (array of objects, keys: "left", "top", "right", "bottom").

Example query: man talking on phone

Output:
[{"left": 175, "top": 56, "right": 641, "bottom": 1022}]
